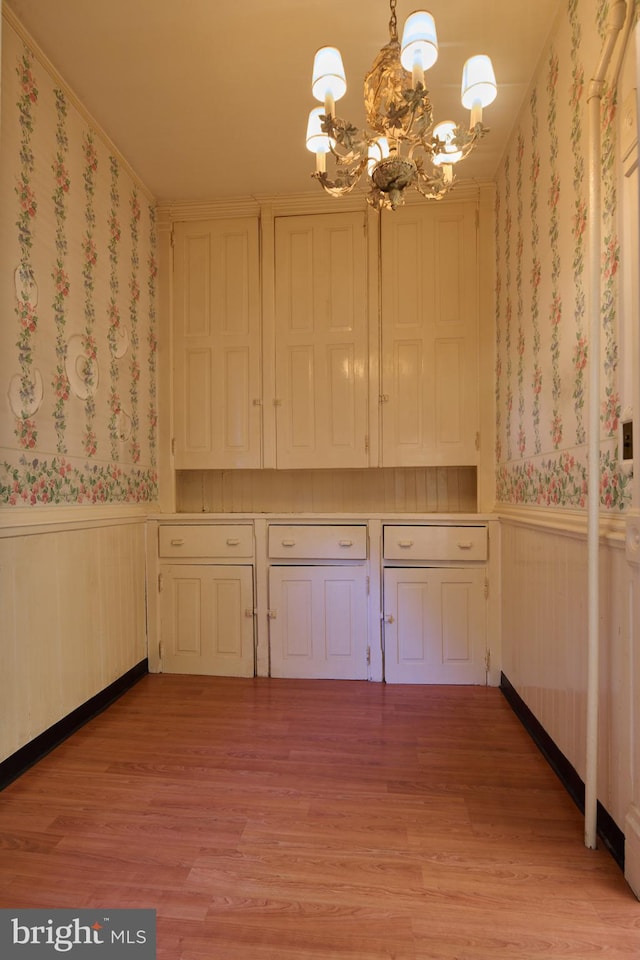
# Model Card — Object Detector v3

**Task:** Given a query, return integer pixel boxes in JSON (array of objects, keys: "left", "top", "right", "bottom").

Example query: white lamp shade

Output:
[
  {"left": 432, "top": 121, "right": 463, "bottom": 164},
  {"left": 312, "top": 46, "right": 347, "bottom": 102},
  {"left": 306, "top": 107, "right": 335, "bottom": 154},
  {"left": 367, "top": 137, "right": 390, "bottom": 175},
  {"left": 400, "top": 11, "right": 438, "bottom": 73},
  {"left": 461, "top": 54, "right": 497, "bottom": 109}
]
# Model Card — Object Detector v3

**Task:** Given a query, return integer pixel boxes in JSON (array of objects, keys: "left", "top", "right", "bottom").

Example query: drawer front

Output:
[
  {"left": 159, "top": 524, "right": 254, "bottom": 558},
  {"left": 268, "top": 524, "right": 367, "bottom": 560},
  {"left": 383, "top": 525, "right": 487, "bottom": 561}
]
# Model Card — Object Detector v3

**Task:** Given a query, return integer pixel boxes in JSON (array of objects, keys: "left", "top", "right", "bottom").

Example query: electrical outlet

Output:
[{"left": 622, "top": 419, "right": 633, "bottom": 461}]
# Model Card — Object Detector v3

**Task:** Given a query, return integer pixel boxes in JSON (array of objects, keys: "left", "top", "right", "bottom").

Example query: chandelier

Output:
[{"left": 305, "top": 0, "right": 497, "bottom": 210}]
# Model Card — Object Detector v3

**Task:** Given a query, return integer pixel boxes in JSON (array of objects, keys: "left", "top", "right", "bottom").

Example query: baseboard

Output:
[
  {"left": 500, "top": 672, "right": 625, "bottom": 871},
  {"left": 0, "top": 659, "right": 148, "bottom": 790}
]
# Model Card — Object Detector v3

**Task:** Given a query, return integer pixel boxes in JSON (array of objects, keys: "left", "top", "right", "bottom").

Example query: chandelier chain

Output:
[{"left": 388, "top": 0, "right": 398, "bottom": 41}]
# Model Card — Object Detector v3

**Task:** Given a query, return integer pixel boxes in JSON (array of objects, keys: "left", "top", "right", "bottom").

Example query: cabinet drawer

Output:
[
  {"left": 158, "top": 524, "right": 253, "bottom": 558},
  {"left": 383, "top": 525, "right": 487, "bottom": 561},
  {"left": 268, "top": 524, "right": 367, "bottom": 560}
]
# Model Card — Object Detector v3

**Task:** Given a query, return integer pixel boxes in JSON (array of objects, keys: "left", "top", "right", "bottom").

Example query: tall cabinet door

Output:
[
  {"left": 173, "top": 218, "right": 261, "bottom": 468},
  {"left": 380, "top": 202, "right": 478, "bottom": 466},
  {"left": 274, "top": 213, "right": 368, "bottom": 468},
  {"left": 160, "top": 564, "right": 255, "bottom": 676},
  {"left": 268, "top": 566, "right": 369, "bottom": 679},
  {"left": 383, "top": 567, "right": 487, "bottom": 684}
]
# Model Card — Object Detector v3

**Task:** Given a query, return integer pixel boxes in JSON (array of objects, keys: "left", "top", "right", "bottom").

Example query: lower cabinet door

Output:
[
  {"left": 383, "top": 567, "right": 487, "bottom": 684},
  {"left": 268, "top": 566, "right": 369, "bottom": 680},
  {"left": 160, "top": 565, "right": 255, "bottom": 677}
]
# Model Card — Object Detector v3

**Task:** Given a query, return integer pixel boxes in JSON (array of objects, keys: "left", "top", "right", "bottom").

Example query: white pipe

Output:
[{"left": 585, "top": 0, "right": 628, "bottom": 852}]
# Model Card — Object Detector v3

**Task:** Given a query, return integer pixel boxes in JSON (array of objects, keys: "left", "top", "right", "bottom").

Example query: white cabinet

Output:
[
  {"left": 382, "top": 523, "right": 488, "bottom": 684},
  {"left": 157, "top": 522, "right": 255, "bottom": 676},
  {"left": 380, "top": 201, "right": 479, "bottom": 466},
  {"left": 173, "top": 218, "right": 261, "bottom": 469},
  {"left": 266, "top": 522, "right": 369, "bottom": 680},
  {"left": 274, "top": 212, "right": 369, "bottom": 468},
  {"left": 160, "top": 564, "right": 255, "bottom": 677},
  {"left": 268, "top": 566, "right": 369, "bottom": 680}
]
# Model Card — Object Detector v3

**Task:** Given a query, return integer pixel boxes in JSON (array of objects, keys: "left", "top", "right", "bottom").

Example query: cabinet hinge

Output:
[
  {"left": 364, "top": 435, "right": 369, "bottom": 452},
  {"left": 171, "top": 437, "right": 176, "bottom": 456},
  {"left": 158, "top": 573, "right": 163, "bottom": 593},
  {"left": 366, "top": 575, "right": 370, "bottom": 595},
  {"left": 475, "top": 431, "right": 480, "bottom": 451},
  {"left": 475, "top": 208, "right": 480, "bottom": 230},
  {"left": 159, "top": 641, "right": 164, "bottom": 659},
  {"left": 170, "top": 227, "right": 175, "bottom": 248},
  {"left": 485, "top": 649, "right": 491, "bottom": 672},
  {"left": 484, "top": 577, "right": 489, "bottom": 600},
  {"left": 366, "top": 646, "right": 371, "bottom": 665}
]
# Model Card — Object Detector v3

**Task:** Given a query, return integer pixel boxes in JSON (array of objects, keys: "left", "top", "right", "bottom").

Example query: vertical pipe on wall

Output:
[{"left": 585, "top": 0, "right": 627, "bottom": 852}]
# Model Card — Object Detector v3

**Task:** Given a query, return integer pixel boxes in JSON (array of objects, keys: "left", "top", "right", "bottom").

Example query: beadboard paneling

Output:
[
  {"left": 176, "top": 467, "right": 477, "bottom": 514},
  {"left": 500, "top": 516, "right": 632, "bottom": 832},
  {"left": 0, "top": 520, "right": 147, "bottom": 763}
]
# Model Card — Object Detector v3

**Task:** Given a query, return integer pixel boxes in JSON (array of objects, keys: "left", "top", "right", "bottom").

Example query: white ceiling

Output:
[{"left": 4, "top": 0, "right": 562, "bottom": 203}]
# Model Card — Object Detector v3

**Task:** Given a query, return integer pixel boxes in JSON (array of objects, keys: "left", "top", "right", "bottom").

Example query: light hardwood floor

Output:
[{"left": 0, "top": 677, "right": 638, "bottom": 959}]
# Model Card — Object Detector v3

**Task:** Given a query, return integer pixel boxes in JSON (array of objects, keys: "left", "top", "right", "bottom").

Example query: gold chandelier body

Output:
[{"left": 306, "top": 1, "right": 497, "bottom": 210}]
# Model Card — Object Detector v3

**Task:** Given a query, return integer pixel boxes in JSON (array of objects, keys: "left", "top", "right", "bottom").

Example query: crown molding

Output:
[{"left": 157, "top": 178, "right": 492, "bottom": 223}]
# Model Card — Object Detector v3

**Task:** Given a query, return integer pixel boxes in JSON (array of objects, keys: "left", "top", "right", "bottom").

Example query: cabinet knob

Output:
[
  {"left": 338, "top": 539, "right": 353, "bottom": 547},
  {"left": 281, "top": 539, "right": 296, "bottom": 547},
  {"left": 383, "top": 613, "right": 395, "bottom": 624},
  {"left": 267, "top": 609, "right": 277, "bottom": 619},
  {"left": 226, "top": 538, "right": 240, "bottom": 546},
  {"left": 457, "top": 541, "right": 473, "bottom": 549},
  {"left": 170, "top": 538, "right": 185, "bottom": 546},
  {"left": 398, "top": 540, "right": 414, "bottom": 548}
]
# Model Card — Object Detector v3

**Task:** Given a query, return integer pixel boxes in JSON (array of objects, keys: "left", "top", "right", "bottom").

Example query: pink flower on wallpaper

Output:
[
  {"left": 20, "top": 66, "right": 37, "bottom": 103},
  {"left": 518, "top": 425, "right": 526, "bottom": 457},
  {"left": 531, "top": 152, "right": 540, "bottom": 184},
  {"left": 54, "top": 267, "right": 70, "bottom": 296},
  {"left": 83, "top": 429, "right": 97, "bottom": 457},
  {"left": 108, "top": 300, "right": 120, "bottom": 327},
  {"left": 550, "top": 294, "right": 562, "bottom": 326},
  {"left": 83, "top": 135, "right": 98, "bottom": 172},
  {"left": 602, "top": 390, "right": 620, "bottom": 435},
  {"left": 108, "top": 213, "right": 121, "bottom": 241},
  {"left": 532, "top": 365, "right": 542, "bottom": 396},
  {"left": 148, "top": 255, "right": 158, "bottom": 280},
  {"left": 52, "top": 372, "right": 70, "bottom": 401},
  {"left": 130, "top": 192, "right": 141, "bottom": 221},
  {"left": 52, "top": 158, "right": 70, "bottom": 191},
  {"left": 17, "top": 298, "right": 37, "bottom": 332},
  {"left": 573, "top": 200, "right": 587, "bottom": 240},
  {"left": 16, "top": 178, "right": 36, "bottom": 217},
  {"left": 602, "top": 237, "right": 619, "bottom": 281},
  {"left": 549, "top": 173, "right": 560, "bottom": 209},
  {"left": 130, "top": 276, "right": 140, "bottom": 301},
  {"left": 574, "top": 336, "right": 588, "bottom": 371},
  {"left": 83, "top": 333, "right": 97, "bottom": 360},
  {"left": 82, "top": 235, "right": 97, "bottom": 266},
  {"left": 531, "top": 259, "right": 541, "bottom": 289},
  {"left": 16, "top": 418, "right": 37, "bottom": 449},
  {"left": 552, "top": 414, "right": 563, "bottom": 448}
]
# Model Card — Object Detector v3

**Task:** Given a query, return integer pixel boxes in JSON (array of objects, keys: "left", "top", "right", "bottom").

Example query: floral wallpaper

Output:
[
  {"left": 0, "top": 21, "right": 158, "bottom": 506},
  {"left": 494, "top": 0, "right": 633, "bottom": 511}
]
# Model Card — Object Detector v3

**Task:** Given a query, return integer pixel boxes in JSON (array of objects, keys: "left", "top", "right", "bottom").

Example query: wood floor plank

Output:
[{"left": 0, "top": 675, "right": 637, "bottom": 960}]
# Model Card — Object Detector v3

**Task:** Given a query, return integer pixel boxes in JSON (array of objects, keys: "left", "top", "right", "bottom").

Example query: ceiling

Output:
[{"left": 4, "top": 0, "right": 562, "bottom": 203}]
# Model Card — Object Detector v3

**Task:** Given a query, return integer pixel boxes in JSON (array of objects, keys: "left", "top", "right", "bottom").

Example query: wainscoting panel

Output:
[
  {"left": 500, "top": 514, "right": 632, "bottom": 833},
  {"left": 0, "top": 519, "right": 147, "bottom": 764}
]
